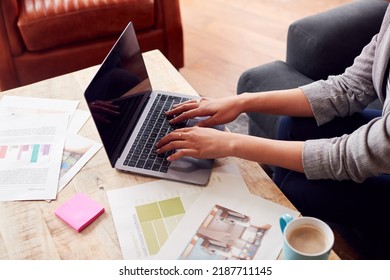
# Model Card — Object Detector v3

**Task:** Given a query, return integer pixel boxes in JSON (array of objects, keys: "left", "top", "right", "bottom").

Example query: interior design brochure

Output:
[
  {"left": 179, "top": 204, "right": 273, "bottom": 260},
  {"left": 154, "top": 165, "right": 299, "bottom": 260},
  {"left": 0, "top": 111, "right": 68, "bottom": 201},
  {"left": 107, "top": 164, "right": 250, "bottom": 260}
]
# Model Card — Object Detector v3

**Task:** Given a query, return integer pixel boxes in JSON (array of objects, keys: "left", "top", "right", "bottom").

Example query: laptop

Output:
[{"left": 85, "top": 22, "right": 222, "bottom": 185}]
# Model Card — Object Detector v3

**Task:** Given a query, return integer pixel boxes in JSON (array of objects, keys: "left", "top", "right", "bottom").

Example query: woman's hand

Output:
[
  {"left": 156, "top": 126, "right": 305, "bottom": 173},
  {"left": 156, "top": 126, "right": 232, "bottom": 161},
  {"left": 166, "top": 96, "right": 244, "bottom": 127}
]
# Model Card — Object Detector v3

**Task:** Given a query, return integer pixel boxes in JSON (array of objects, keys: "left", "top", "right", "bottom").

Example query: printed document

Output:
[{"left": 0, "top": 111, "right": 68, "bottom": 201}]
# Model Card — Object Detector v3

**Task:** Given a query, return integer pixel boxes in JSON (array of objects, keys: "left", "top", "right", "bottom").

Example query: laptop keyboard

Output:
[{"left": 123, "top": 94, "right": 189, "bottom": 173}]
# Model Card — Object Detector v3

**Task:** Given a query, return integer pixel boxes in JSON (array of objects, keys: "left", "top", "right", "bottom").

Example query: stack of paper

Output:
[{"left": 0, "top": 96, "right": 102, "bottom": 201}]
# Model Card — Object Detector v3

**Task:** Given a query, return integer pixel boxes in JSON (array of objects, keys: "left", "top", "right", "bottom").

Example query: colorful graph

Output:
[{"left": 0, "top": 144, "right": 51, "bottom": 163}]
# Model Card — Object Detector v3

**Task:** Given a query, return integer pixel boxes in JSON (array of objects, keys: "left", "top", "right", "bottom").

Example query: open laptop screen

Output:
[{"left": 85, "top": 23, "right": 152, "bottom": 166}]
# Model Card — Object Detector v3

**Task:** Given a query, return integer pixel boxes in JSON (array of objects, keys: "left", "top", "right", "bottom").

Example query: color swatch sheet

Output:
[
  {"left": 135, "top": 193, "right": 198, "bottom": 256},
  {"left": 107, "top": 180, "right": 203, "bottom": 259}
]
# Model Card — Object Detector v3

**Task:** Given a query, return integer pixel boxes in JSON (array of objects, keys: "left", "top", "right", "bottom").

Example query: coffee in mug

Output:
[
  {"left": 286, "top": 224, "right": 328, "bottom": 255},
  {"left": 280, "top": 214, "right": 334, "bottom": 260}
]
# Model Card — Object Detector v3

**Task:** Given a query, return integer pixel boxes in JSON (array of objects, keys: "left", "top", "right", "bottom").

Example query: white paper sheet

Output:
[
  {"left": 0, "top": 95, "right": 79, "bottom": 127},
  {"left": 0, "top": 111, "right": 68, "bottom": 201},
  {"left": 67, "top": 110, "right": 90, "bottom": 134},
  {"left": 58, "top": 133, "right": 102, "bottom": 193},
  {"left": 107, "top": 179, "right": 203, "bottom": 259}
]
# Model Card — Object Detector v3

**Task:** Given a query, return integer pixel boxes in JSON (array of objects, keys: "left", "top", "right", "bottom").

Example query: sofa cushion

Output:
[
  {"left": 286, "top": 0, "right": 388, "bottom": 81},
  {"left": 237, "top": 60, "right": 314, "bottom": 139},
  {"left": 17, "top": 0, "right": 155, "bottom": 51}
]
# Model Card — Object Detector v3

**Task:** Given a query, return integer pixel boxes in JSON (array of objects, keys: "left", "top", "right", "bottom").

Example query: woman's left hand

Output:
[{"left": 155, "top": 126, "right": 231, "bottom": 161}]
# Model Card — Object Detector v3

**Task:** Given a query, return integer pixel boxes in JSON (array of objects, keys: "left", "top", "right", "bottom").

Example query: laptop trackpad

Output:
[
  {"left": 170, "top": 156, "right": 213, "bottom": 172},
  {"left": 186, "top": 117, "right": 225, "bottom": 131}
]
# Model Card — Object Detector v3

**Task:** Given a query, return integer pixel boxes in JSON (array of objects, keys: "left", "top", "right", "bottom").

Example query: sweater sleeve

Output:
[
  {"left": 298, "top": 17, "right": 390, "bottom": 182},
  {"left": 303, "top": 112, "right": 390, "bottom": 182},
  {"left": 300, "top": 33, "right": 378, "bottom": 126}
]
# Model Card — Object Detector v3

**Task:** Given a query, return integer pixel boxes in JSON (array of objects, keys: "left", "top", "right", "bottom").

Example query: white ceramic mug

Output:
[{"left": 280, "top": 214, "right": 334, "bottom": 260}]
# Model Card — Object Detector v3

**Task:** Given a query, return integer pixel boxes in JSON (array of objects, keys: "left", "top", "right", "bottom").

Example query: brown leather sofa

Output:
[{"left": 0, "top": 0, "right": 184, "bottom": 91}]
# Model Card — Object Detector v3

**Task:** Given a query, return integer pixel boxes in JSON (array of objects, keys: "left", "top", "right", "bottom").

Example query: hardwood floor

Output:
[
  {"left": 178, "top": 0, "right": 361, "bottom": 260},
  {"left": 179, "top": 0, "right": 352, "bottom": 99}
]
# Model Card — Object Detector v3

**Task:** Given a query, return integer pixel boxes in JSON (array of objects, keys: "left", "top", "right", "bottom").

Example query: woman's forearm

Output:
[
  {"left": 239, "top": 88, "right": 314, "bottom": 117},
  {"left": 226, "top": 133, "right": 305, "bottom": 173}
]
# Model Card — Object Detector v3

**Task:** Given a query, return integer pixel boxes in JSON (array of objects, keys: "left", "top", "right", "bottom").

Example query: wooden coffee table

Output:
[{"left": 0, "top": 50, "right": 338, "bottom": 260}]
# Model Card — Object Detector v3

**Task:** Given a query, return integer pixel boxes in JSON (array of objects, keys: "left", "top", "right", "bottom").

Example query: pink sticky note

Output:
[{"left": 55, "top": 193, "right": 105, "bottom": 232}]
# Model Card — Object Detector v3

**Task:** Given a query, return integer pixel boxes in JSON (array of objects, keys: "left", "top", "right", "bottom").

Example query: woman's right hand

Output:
[{"left": 166, "top": 96, "right": 244, "bottom": 127}]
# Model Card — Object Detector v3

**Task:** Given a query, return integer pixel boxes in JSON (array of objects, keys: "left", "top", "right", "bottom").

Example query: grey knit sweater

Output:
[{"left": 300, "top": 5, "right": 390, "bottom": 182}]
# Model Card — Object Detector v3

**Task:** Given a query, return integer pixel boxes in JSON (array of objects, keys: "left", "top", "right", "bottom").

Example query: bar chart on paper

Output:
[{"left": 0, "top": 144, "right": 51, "bottom": 163}]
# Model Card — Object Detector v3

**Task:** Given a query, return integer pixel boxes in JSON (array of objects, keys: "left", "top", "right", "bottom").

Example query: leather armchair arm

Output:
[
  {"left": 0, "top": 0, "right": 22, "bottom": 90},
  {"left": 0, "top": 0, "right": 22, "bottom": 55},
  {"left": 157, "top": 0, "right": 184, "bottom": 68}
]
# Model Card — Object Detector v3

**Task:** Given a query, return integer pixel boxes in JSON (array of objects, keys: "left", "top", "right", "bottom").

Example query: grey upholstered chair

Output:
[
  {"left": 236, "top": 0, "right": 389, "bottom": 259},
  {"left": 237, "top": 0, "right": 388, "bottom": 140}
]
